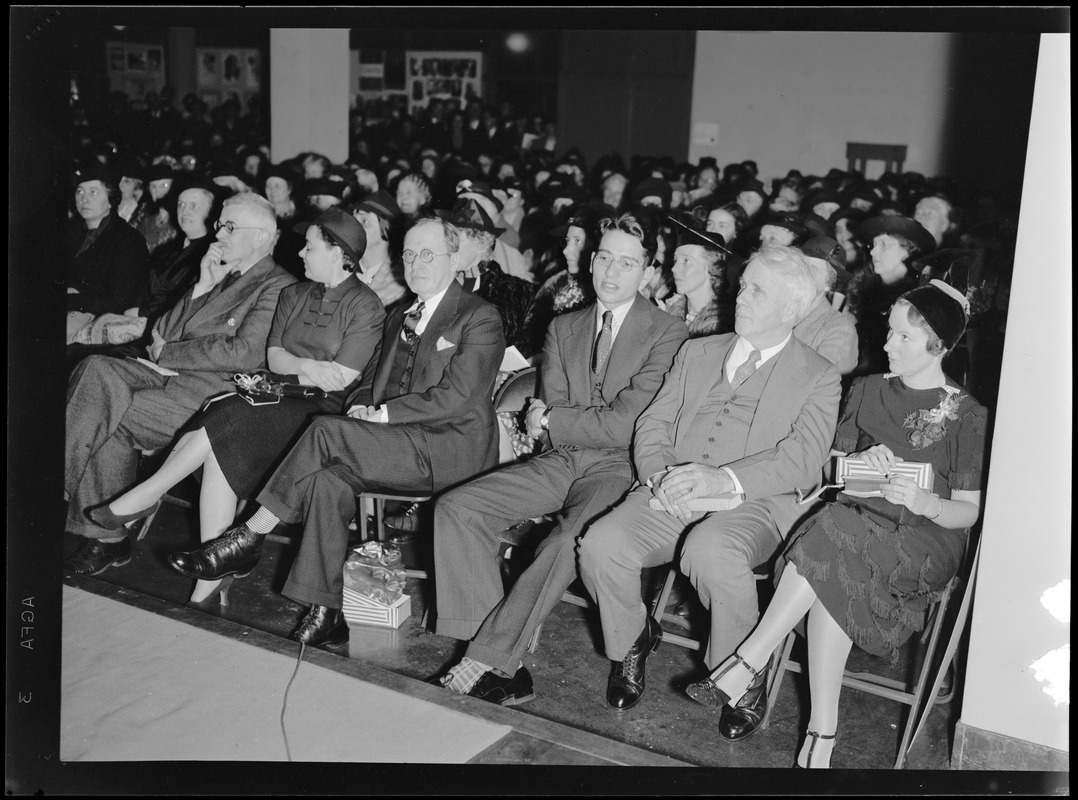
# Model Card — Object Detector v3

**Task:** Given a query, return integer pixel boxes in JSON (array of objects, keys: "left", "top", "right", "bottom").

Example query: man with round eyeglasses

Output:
[
  {"left": 64, "top": 192, "right": 296, "bottom": 577},
  {"left": 166, "top": 216, "right": 506, "bottom": 649}
]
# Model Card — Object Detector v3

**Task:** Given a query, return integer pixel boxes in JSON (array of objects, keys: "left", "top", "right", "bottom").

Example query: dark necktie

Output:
[
  {"left": 732, "top": 349, "right": 762, "bottom": 388},
  {"left": 402, "top": 301, "right": 425, "bottom": 346},
  {"left": 592, "top": 310, "right": 613, "bottom": 374}
]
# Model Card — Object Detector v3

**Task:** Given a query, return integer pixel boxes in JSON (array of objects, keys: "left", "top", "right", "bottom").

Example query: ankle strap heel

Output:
[{"left": 797, "top": 730, "right": 836, "bottom": 769}]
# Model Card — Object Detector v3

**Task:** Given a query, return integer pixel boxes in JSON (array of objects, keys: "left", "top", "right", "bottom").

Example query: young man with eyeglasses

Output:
[
  {"left": 430, "top": 213, "right": 688, "bottom": 706},
  {"left": 167, "top": 216, "right": 506, "bottom": 648},
  {"left": 64, "top": 192, "right": 296, "bottom": 576}
]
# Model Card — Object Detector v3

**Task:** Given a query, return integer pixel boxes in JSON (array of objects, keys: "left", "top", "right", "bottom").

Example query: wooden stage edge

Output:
[{"left": 64, "top": 575, "right": 690, "bottom": 768}]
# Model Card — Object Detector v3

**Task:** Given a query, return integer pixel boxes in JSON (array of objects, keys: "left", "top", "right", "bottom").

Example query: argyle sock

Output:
[{"left": 441, "top": 657, "right": 493, "bottom": 694}]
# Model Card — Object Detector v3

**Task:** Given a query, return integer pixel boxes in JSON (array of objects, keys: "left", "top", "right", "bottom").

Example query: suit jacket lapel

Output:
[
  {"left": 567, "top": 304, "right": 597, "bottom": 401},
  {"left": 372, "top": 310, "right": 405, "bottom": 405},
  {"left": 411, "top": 281, "right": 464, "bottom": 390},
  {"left": 749, "top": 339, "right": 804, "bottom": 438},
  {"left": 600, "top": 294, "right": 649, "bottom": 401},
  {"left": 183, "top": 255, "right": 273, "bottom": 331}
]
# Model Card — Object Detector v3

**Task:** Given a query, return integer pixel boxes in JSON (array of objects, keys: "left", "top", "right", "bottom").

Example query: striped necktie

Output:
[
  {"left": 732, "top": 349, "right": 761, "bottom": 387},
  {"left": 592, "top": 310, "right": 613, "bottom": 374},
  {"left": 402, "top": 301, "right": 425, "bottom": 346}
]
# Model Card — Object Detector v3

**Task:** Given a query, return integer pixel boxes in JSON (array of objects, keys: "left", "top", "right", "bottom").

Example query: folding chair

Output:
[{"left": 760, "top": 536, "right": 982, "bottom": 768}]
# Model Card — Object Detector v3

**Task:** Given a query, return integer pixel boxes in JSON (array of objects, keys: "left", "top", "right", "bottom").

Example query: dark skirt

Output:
[
  {"left": 781, "top": 499, "right": 966, "bottom": 662},
  {"left": 199, "top": 392, "right": 340, "bottom": 498}
]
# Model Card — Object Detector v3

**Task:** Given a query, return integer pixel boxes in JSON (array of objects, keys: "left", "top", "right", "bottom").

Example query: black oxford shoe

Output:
[
  {"left": 290, "top": 605, "right": 349, "bottom": 648},
  {"left": 168, "top": 524, "right": 264, "bottom": 580},
  {"left": 64, "top": 536, "right": 132, "bottom": 576},
  {"left": 718, "top": 663, "right": 770, "bottom": 741},
  {"left": 606, "top": 615, "right": 663, "bottom": 711}
]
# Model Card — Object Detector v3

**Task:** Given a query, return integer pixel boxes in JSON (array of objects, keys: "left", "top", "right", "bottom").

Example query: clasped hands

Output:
[
  {"left": 300, "top": 360, "right": 348, "bottom": 392},
  {"left": 346, "top": 403, "right": 386, "bottom": 423},
  {"left": 524, "top": 398, "right": 547, "bottom": 440},
  {"left": 858, "top": 443, "right": 936, "bottom": 515},
  {"left": 651, "top": 463, "right": 735, "bottom": 521}
]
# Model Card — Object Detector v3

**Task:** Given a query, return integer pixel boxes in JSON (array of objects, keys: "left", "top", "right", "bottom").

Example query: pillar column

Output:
[
  {"left": 166, "top": 27, "right": 196, "bottom": 101},
  {"left": 269, "top": 29, "right": 350, "bottom": 164}
]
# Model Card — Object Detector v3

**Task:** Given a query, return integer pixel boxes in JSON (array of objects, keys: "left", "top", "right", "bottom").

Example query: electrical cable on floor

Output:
[{"left": 280, "top": 641, "right": 305, "bottom": 762}]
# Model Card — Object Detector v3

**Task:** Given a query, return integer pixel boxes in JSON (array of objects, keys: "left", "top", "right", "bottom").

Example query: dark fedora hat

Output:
[
  {"left": 438, "top": 197, "right": 505, "bottom": 237},
  {"left": 294, "top": 206, "right": 367, "bottom": 264},
  {"left": 800, "top": 235, "right": 849, "bottom": 278},
  {"left": 860, "top": 215, "right": 936, "bottom": 255},
  {"left": 667, "top": 212, "right": 731, "bottom": 256},
  {"left": 347, "top": 189, "right": 400, "bottom": 222}
]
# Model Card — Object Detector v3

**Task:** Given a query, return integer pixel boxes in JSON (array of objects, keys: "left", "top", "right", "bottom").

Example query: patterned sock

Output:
[
  {"left": 441, "top": 657, "right": 492, "bottom": 694},
  {"left": 245, "top": 506, "right": 281, "bottom": 534}
]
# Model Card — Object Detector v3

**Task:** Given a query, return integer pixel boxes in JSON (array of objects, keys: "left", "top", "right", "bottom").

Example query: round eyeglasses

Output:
[
  {"left": 592, "top": 250, "right": 643, "bottom": 273},
  {"left": 215, "top": 220, "right": 263, "bottom": 235},
  {"left": 402, "top": 248, "right": 451, "bottom": 265}
]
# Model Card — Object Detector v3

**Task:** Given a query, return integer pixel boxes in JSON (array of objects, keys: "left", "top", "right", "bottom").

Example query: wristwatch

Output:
[{"left": 540, "top": 413, "right": 550, "bottom": 430}]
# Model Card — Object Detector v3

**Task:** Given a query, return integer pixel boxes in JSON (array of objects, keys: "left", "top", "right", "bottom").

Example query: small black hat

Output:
[
  {"left": 667, "top": 212, "right": 731, "bottom": 256},
  {"left": 860, "top": 215, "right": 936, "bottom": 256},
  {"left": 631, "top": 178, "right": 673, "bottom": 211},
  {"left": 347, "top": 189, "right": 400, "bottom": 222},
  {"left": 437, "top": 197, "right": 506, "bottom": 237},
  {"left": 902, "top": 279, "right": 970, "bottom": 350},
  {"left": 293, "top": 206, "right": 368, "bottom": 264},
  {"left": 303, "top": 177, "right": 346, "bottom": 199},
  {"left": 762, "top": 211, "right": 808, "bottom": 239},
  {"left": 145, "top": 162, "right": 176, "bottom": 183},
  {"left": 800, "top": 235, "right": 849, "bottom": 278},
  {"left": 73, "top": 162, "right": 120, "bottom": 188}
]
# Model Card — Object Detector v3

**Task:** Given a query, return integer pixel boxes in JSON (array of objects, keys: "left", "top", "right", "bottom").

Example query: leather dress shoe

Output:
[
  {"left": 290, "top": 605, "right": 349, "bottom": 648},
  {"left": 468, "top": 666, "right": 536, "bottom": 707},
  {"left": 64, "top": 536, "right": 132, "bottom": 576},
  {"left": 168, "top": 524, "right": 264, "bottom": 580},
  {"left": 718, "top": 662, "right": 770, "bottom": 741},
  {"left": 385, "top": 502, "right": 423, "bottom": 533},
  {"left": 606, "top": 615, "right": 663, "bottom": 711}
]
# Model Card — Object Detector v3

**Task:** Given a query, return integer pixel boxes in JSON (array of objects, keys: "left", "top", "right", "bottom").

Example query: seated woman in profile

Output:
[
  {"left": 661, "top": 215, "right": 732, "bottom": 336},
  {"left": 87, "top": 208, "right": 385, "bottom": 608},
  {"left": 685, "top": 280, "right": 986, "bottom": 769}
]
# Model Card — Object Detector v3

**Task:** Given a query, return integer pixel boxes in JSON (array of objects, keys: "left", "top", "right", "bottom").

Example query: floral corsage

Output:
[{"left": 895, "top": 380, "right": 965, "bottom": 449}]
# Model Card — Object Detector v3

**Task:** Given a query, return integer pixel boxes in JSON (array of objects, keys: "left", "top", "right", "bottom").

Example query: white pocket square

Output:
[{"left": 436, "top": 336, "right": 456, "bottom": 351}]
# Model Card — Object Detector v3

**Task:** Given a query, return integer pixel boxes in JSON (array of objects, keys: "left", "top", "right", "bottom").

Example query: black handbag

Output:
[{"left": 232, "top": 372, "right": 328, "bottom": 406}]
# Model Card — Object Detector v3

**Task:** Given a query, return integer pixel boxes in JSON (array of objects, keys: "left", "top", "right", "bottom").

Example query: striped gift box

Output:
[
  {"left": 341, "top": 587, "right": 411, "bottom": 629},
  {"left": 836, "top": 456, "right": 934, "bottom": 497}
]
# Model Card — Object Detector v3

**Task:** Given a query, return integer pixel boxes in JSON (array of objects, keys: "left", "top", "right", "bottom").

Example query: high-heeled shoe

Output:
[
  {"left": 795, "top": 730, "right": 836, "bottom": 768},
  {"left": 685, "top": 652, "right": 762, "bottom": 709},
  {"left": 185, "top": 575, "right": 237, "bottom": 612},
  {"left": 87, "top": 499, "right": 162, "bottom": 531}
]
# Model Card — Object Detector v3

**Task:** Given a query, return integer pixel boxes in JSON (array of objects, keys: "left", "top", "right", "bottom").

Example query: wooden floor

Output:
[{"left": 65, "top": 576, "right": 687, "bottom": 768}]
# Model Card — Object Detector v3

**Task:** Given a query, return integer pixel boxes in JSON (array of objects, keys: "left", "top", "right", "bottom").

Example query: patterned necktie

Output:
[
  {"left": 592, "top": 310, "right": 613, "bottom": 374},
  {"left": 732, "top": 349, "right": 761, "bottom": 388},
  {"left": 402, "top": 301, "right": 425, "bottom": 346}
]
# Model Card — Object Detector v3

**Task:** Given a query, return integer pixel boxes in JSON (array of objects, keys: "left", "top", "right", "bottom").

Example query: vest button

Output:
[
  {"left": 722, "top": 408, "right": 729, "bottom": 414},
  {"left": 703, "top": 454, "right": 710, "bottom": 459},
  {"left": 708, "top": 437, "right": 715, "bottom": 443}
]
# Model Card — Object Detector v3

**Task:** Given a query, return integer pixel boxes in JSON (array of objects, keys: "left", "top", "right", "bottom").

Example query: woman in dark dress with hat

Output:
[
  {"left": 685, "top": 280, "right": 986, "bottom": 769},
  {"left": 88, "top": 208, "right": 385, "bottom": 607},
  {"left": 348, "top": 189, "right": 410, "bottom": 315},
  {"left": 662, "top": 213, "right": 732, "bottom": 336},
  {"left": 853, "top": 215, "right": 936, "bottom": 376}
]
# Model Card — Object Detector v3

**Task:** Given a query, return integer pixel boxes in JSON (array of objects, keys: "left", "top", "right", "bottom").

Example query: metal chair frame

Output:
[{"left": 760, "top": 537, "right": 981, "bottom": 769}]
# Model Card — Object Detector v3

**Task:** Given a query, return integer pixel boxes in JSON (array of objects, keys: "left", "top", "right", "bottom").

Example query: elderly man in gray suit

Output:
[
  {"left": 579, "top": 245, "right": 841, "bottom": 736},
  {"left": 433, "top": 213, "right": 688, "bottom": 706},
  {"left": 64, "top": 193, "right": 295, "bottom": 576}
]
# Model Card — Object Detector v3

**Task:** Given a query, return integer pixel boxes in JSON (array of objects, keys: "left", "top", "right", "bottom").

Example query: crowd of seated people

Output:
[{"left": 63, "top": 85, "right": 1019, "bottom": 768}]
